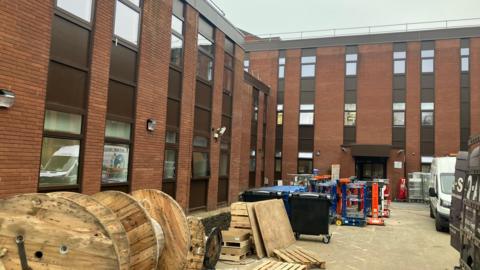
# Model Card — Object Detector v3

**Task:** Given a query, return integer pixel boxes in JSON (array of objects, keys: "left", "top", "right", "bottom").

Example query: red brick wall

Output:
[
  {"left": 282, "top": 49, "right": 301, "bottom": 179},
  {"left": 435, "top": 40, "right": 460, "bottom": 156},
  {"left": 357, "top": 44, "right": 393, "bottom": 145},
  {"left": 406, "top": 42, "right": 421, "bottom": 173},
  {"left": 81, "top": 0, "right": 115, "bottom": 194},
  {"left": 255, "top": 93, "right": 265, "bottom": 187},
  {"left": 228, "top": 46, "right": 247, "bottom": 202},
  {"left": 207, "top": 30, "right": 225, "bottom": 210},
  {"left": 239, "top": 85, "right": 253, "bottom": 190},
  {"left": 314, "top": 47, "right": 346, "bottom": 176},
  {"left": 175, "top": 5, "right": 198, "bottom": 209},
  {"left": 0, "top": 1, "right": 53, "bottom": 196},
  {"left": 249, "top": 51, "right": 278, "bottom": 185},
  {"left": 471, "top": 38, "right": 480, "bottom": 136},
  {"left": 131, "top": 0, "right": 172, "bottom": 191}
]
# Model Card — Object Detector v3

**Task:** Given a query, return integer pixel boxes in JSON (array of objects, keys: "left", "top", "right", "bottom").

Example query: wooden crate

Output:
[
  {"left": 230, "top": 202, "right": 252, "bottom": 229},
  {"left": 273, "top": 246, "right": 326, "bottom": 269},
  {"left": 219, "top": 253, "right": 247, "bottom": 262},
  {"left": 220, "top": 232, "right": 251, "bottom": 262},
  {"left": 222, "top": 229, "right": 250, "bottom": 242},
  {"left": 252, "top": 261, "right": 307, "bottom": 270}
]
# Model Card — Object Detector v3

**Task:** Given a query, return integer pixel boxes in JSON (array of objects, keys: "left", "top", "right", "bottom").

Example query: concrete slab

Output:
[{"left": 217, "top": 202, "right": 458, "bottom": 270}]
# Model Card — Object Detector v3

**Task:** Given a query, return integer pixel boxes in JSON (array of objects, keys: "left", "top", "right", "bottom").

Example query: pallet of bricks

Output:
[{"left": 220, "top": 202, "right": 252, "bottom": 261}]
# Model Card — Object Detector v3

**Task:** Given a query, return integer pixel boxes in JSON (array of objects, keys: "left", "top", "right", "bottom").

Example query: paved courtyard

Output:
[{"left": 217, "top": 203, "right": 458, "bottom": 270}]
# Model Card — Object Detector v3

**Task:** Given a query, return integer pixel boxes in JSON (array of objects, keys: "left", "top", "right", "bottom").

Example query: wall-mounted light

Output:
[
  {"left": 315, "top": 150, "right": 321, "bottom": 157},
  {"left": 213, "top": 126, "right": 227, "bottom": 140},
  {"left": 341, "top": 147, "right": 347, "bottom": 152},
  {"left": 146, "top": 119, "right": 156, "bottom": 132},
  {"left": 0, "top": 89, "right": 15, "bottom": 108},
  {"left": 397, "top": 149, "right": 405, "bottom": 155}
]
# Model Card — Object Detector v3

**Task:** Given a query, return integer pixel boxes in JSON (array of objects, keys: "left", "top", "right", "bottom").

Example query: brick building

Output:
[
  {"left": 1, "top": 0, "right": 479, "bottom": 208},
  {"left": 245, "top": 28, "right": 480, "bottom": 197}
]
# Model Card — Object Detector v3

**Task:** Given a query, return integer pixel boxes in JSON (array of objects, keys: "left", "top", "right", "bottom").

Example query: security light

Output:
[
  {"left": 0, "top": 89, "right": 15, "bottom": 108},
  {"left": 146, "top": 119, "right": 157, "bottom": 131}
]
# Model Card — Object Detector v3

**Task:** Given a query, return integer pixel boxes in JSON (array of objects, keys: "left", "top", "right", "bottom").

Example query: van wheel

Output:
[
  {"left": 430, "top": 206, "right": 434, "bottom": 218},
  {"left": 435, "top": 215, "right": 444, "bottom": 232}
]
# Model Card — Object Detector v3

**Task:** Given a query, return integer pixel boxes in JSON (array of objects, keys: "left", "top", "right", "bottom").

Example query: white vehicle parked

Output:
[
  {"left": 40, "top": 145, "right": 79, "bottom": 186},
  {"left": 428, "top": 157, "right": 456, "bottom": 231}
]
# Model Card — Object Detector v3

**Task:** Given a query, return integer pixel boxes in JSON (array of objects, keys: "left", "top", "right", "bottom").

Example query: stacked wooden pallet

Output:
[
  {"left": 219, "top": 229, "right": 251, "bottom": 261},
  {"left": 274, "top": 246, "right": 326, "bottom": 269},
  {"left": 253, "top": 261, "right": 307, "bottom": 270}
]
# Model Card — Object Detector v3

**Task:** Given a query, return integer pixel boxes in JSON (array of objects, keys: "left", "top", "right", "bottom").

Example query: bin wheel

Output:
[
  {"left": 322, "top": 235, "right": 331, "bottom": 244},
  {"left": 294, "top": 232, "right": 300, "bottom": 240},
  {"left": 335, "top": 219, "right": 342, "bottom": 226}
]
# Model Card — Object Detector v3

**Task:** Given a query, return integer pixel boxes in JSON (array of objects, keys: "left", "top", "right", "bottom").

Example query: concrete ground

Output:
[{"left": 217, "top": 202, "right": 459, "bottom": 270}]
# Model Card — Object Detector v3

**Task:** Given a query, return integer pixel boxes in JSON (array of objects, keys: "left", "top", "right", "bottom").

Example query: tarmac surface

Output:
[{"left": 217, "top": 202, "right": 458, "bottom": 270}]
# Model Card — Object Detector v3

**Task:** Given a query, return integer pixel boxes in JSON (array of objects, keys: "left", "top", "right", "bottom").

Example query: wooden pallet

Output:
[
  {"left": 219, "top": 253, "right": 247, "bottom": 261},
  {"left": 252, "top": 261, "right": 307, "bottom": 270},
  {"left": 273, "top": 246, "right": 326, "bottom": 269},
  {"left": 230, "top": 202, "right": 252, "bottom": 229}
]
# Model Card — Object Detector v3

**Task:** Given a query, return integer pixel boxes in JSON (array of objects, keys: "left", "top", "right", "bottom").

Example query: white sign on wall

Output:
[{"left": 394, "top": 161, "right": 403, "bottom": 169}]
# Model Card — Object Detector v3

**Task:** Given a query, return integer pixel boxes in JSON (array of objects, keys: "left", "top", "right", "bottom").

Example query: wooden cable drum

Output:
[
  {"left": 0, "top": 193, "right": 121, "bottom": 269},
  {"left": 185, "top": 216, "right": 206, "bottom": 270},
  {"left": 131, "top": 189, "right": 190, "bottom": 270},
  {"left": 92, "top": 191, "right": 160, "bottom": 270},
  {"left": 48, "top": 192, "right": 130, "bottom": 270}
]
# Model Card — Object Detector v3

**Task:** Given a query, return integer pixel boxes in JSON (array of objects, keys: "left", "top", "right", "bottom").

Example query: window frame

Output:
[
  {"left": 393, "top": 51, "right": 406, "bottom": 75},
  {"left": 345, "top": 53, "right": 358, "bottom": 76},
  {"left": 113, "top": 0, "right": 143, "bottom": 49},
  {"left": 55, "top": 0, "right": 94, "bottom": 25},
  {"left": 421, "top": 49, "right": 435, "bottom": 74},
  {"left": 344, "top": 103, "right": 357, "bottom": 126}
]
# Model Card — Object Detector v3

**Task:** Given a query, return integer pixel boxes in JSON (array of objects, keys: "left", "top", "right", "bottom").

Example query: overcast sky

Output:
[{"left": 213, "top": 0, "right": 480, "bottom": 38}]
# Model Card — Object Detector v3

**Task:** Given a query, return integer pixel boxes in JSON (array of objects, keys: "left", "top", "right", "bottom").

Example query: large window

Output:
[
  {"left": 345, "top": 53, "right": 358, "bottom": 76},
  {"left": 393, "top": 51, "right": 406, "bottom": 74},
  {"left": 461, "top": 47, "right": 470, "bottom": 72},
  {"left": 114, "top": 0, "right": 141, "bottom": 45},
  {"left": 421, "top": 103, "right": 434, "bottom": 126},
  {"left": 299, "top": 104, "right": 314, "bottom": 125},
  {"left": 421, "top": 49, "right": 434, "bottom": 73},
  {"left": 102, "top": 121, "right": 131, "bottom": 184},
  {"left": 301, "top": 55, "right": 316, "bottom": 78},
  {"left": 56, "top": 0, "right": 93, "bottom": 22},
  {"left": 344, "top": 103, "right": 357, "bottom": 126},
  {"left": 278, "top": 55, "right": 285, "bottom": 78},
  {"left": 244, "top": 53, "right": 250, "bottom": 72},
  {"left": 197, "top": 23, "right": 214, "bottom": 82},
  {"left": 393, "top": 103, "right": 405, "bottom": 126}
]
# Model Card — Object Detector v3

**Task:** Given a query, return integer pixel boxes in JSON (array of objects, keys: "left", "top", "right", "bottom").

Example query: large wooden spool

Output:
[
  {"left": 48, "top": 192, "right": 131, "bottom": 269},
  {"left": 92, "top": 191, "right": 160, "bottom": 270},
  {"left": 131, "top": 189, "right": 190, "bottom": 270},
  {"left": 0, "top": 193, "right": 121, "bottom": 269}
]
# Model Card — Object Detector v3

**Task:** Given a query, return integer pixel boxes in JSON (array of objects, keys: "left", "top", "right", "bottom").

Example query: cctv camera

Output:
[{"left": 217, "top": 126, "right": 227, "bottom": 136}]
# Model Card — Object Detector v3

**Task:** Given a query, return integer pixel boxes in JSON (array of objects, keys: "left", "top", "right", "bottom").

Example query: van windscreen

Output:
[{"left": 440, "top": 173, "right": 454, "bottom": 194}]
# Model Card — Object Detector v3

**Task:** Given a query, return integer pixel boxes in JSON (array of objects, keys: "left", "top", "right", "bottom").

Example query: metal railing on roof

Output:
[
  {"left": 253, "top": 17, "right": 480, "bottom": 41},
  {"left": 205, "top": 0, "right": 226, "bottom": 16}
]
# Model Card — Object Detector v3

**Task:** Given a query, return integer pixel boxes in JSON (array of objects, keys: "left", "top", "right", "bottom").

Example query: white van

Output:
[
  {"left": 40, "top": 145, "right": 79, "bottom": 186},
  {"left": 428, "top": 157, "right": 456, "bottom": 231}
]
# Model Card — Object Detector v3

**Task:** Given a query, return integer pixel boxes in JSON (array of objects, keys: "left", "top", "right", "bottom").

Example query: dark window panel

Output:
[
  {"left": 217, "top": 178, "right": 228, "bottom": 203},
  {"left": 344, "top": 90, "right": 356, "bottom": 104},
  {"left": 302, "top": 48, "right": 316, "bottom": 57},
  {"left": 461, "top": 74, "right": 470, "bottom": 87},
  {"left": 194, "top": 107, "right": 211, "bottom": 133},
  {"left": 421, "top": 127, "right": 434, "bottom": 142},
  {"left": 460, "top": 107, "right": 470, "bottom": 128},
  {"left": 166, "top": 99, "right": 180, "bottom": 127},
  {"left": 222, "top": 93, "right": 232, "bottom": 116},
  {"left": 46, "top": 62, "right": 87, "bottom": 109},
  {"left": 189, "top": 179, "right": 208, "bottom": 210},
  {"left": 225, "top": 39, "right": 235, "bottom": 56},
  {"left": 421, "top": 41, "right": 435, "bottom": 50},
  {"left": 460, "top": 128, "right": 470, "bottom": 151},
  {"left": 110, "top": 43, "right": 137, "bottom": 83},
  {"left": 343, "top": 126, "right": 356, "bottom": 144},
  {"left": 277, "top": 92, "right": 284, "bottom": 104},
  {"left": 197, "top": 53, "right": 213, "bottom": 82},
  {"left": 278, "top": 80, "right": 285, "bottom": 92},
  {"left": 195, "top": 81, "right": 212, "bottom": 109},
  {"left": 300, "top": 91, "right": 315, "bottom": 104},
  {"left": 392, "top": 127, "right": 406, "bottom": 148},
  {"left": 460, "top": 38, "right": 470, "bottom": 48},
  {"left": 198, "top": 18, "right": 214, "bottom": 40},
  {"left": 298, "top": 159, "right": 313, "bottom": 174},
  {"left": 275, "top": 138, "right": 283, "bottom": 151},
  {"left": 300, "top": 78, "right": 315, "bottom": 91},
  {"left": 421, "top": 88, "right": 435, "bottom": 102},
  {"left": 421, "top": 74, "right": 435, "bottom": 89},
  {"left": 393, "top": 89, "right": 406, "bottom": 103},
  {"left": 223, "top": 68, "right": 233, "bottom": 92},
  {"left": 221, "top": 116, "right": 231, "bottom": 137},
  {"left": 345, "top": 77, "right": 357, "bottom": 90},
  {"left": 421, "top": 142, "right": 434, "bottom": 156},
  {"left": 298, "top": 139, "right": 313, "bottom": 152},
  {"left": 107, "top": 80, "right": 135, "bottom": 120},
  {"left": 51, "top": 16, "right": 90, "bottom": 68},
  {"left": 299, "top": 126, "right": 314, "bottom": 139},
  {"left": 168, "top": 68, "right": 182, "bottom": 99},
  {"left": 393, "top": 42, "right": 407, "bottom": 52},
  {"left": 346, "top": 46, "right": 358, "bottom": 54},
  {"left": 162, "top": 181, "right": 176, "bottom": 198},
  {"left": 276, "top": 127, "right": 283, "bottom": 138},
  {"left": 393, "top": 75, "right": 406, "bottom": 89}
]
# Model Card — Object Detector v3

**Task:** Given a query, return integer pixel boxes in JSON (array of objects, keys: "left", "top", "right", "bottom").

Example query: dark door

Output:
[{"left": 355, "top": 157, "right": 387, "bottom": 180}]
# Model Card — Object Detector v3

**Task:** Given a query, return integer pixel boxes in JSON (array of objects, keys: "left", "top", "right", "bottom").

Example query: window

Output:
[
  {"left": 219, "top": 152, "right": 229, "bottom": 176},
  {"left": 44, "top": 110, "right": 82, "bottom": 134},
  {"left": 40, "top": 138, "right": 80, "bottom": 187},
  {"left": 344, "top": 103, "right": 356, "bottom": 126},
  {"left": 277, "top": 112, "right": 284, "bottom": 125},
  {"left": 421, "top": 50, "right": 434, "bottom": 73},
  {"left": 346, "top": 53, "right": 358, "bottom": 76},
  {"left": 244, "top": 60, "right": 250, "bottom": 72},
  {"left": 278, "top": 55, "right": 286, "bottom": 78},
  {"left": 461, "top": 47, "right": 470, "bottom": 72},
  {"left": 301, "top": 55, "right": 316, "bottom": 78},
  {"left": 164, "top": 149, "right": 176, "bottom": 179},
  {"left": 421, "top": 112, "right": 434, "bottom": 126},
  {"left": 105, "top": 120, "right": 131, "bottom": 140},
  {"left": 101, "top": 143, "right": 130, "bottom": 184},
  {"left": 298, "top": 159, "right": 313, "bottom": 174},
  {"left": 171, "top": 15, "right": 183, "bottom": 34},
  {"left": 114, "top": 0, "right": 141, "bottom": 45},
  {"left": 198, "top": 34, "right": 214, "bottom": 55},
  {"left": 57, "top": 0, "right": 93, "bottom": 22},
  {"left": 197, "top": 53, "right": 213, "bottom": 81},
  {"left": 192, "top": 152, "right": 209, "bottom": 177},
  {"left": 223, "top": 38, "right": 235, "bottom": 93},
  {"left": 299, "top": 104, "right": 314, "bottom": 125},
  {"left": 393, "top": 51, "right": 406, "bottom": 74},
  {"left": 166, "top": 131, "right": 177, "bottom": 144},
  {"left": 197, "top": 19, "right": 215, "bottom": 82},
  {"left": 171, "top": 35, "right": 183, "bottom": 66},
  {"left": 393, "top": 103, "right": 405, "bottom": 126}
]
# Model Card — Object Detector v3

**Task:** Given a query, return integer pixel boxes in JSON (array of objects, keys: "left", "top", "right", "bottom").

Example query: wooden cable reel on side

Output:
[{"left": 0, "top": 193, "right": 123, "bottom": 269}]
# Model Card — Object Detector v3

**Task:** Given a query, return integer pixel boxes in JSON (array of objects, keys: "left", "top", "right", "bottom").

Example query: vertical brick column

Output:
[
  {"left": 470, "top": 38, "right": 480, "bottom": 136},
  {"left": 239, "top": 86, "right": 253, "bottom": 192},
  {"left": 131, "top": 0, "right": 172, "bottom": 191},
  {"left": 0, "top": 1, "right": 53, "bottom": 196},
  {"left": 314, "top": 47, "right": 345, "bottom": 175},
  {"left": 250, "top": 51, "right": 279, "bottom": 185},
  {"left": 228, "top": 46, "right": 246, "bottom": 203},
  {"left": 255, "top": 93, "right": 265, "bottom": 187},
  {"left": 406, "top": 42, "right": 421, "bottom": 173},
  {"left": 356, "top": 44, "right": 393, "bottom": 145},
  {"left": 81, "top": 0, "right": 115, "bottom": 194},
  {"left": 282, "top": 49, "right": 301, "bottom": 180},
  {"left": 435, "top": 39, "right": 460, "bottom": 156},
  {"left": 207, "top": 31, "right": 225, "bottom": 210},
  {"left": 175, "top": 5, "right": 198, "bottom": 209}
]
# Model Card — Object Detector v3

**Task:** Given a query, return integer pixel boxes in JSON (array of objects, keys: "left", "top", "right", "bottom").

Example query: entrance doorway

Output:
[{"left": 355, "top": 157, "right": 387, "bottom": 180}]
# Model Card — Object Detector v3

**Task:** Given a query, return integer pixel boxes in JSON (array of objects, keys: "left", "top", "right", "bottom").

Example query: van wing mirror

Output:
[{"left": 428, "top": 187, "right": 437, "bottom": 197}]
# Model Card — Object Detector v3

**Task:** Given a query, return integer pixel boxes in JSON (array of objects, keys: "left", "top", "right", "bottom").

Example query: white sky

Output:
[{"left": 212, "top": 0, "right": 480, "bottom": 38}]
